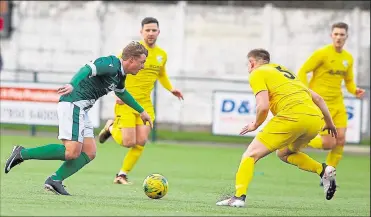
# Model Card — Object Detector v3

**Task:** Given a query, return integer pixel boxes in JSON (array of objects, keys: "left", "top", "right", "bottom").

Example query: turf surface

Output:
[{"left": 0, "top": 135, "right": 370, "bottom": 216}]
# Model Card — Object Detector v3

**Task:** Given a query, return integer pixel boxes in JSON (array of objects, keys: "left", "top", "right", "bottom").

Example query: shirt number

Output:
[{"left": 275, "top": 66, "right": 296, "bottom": 80}]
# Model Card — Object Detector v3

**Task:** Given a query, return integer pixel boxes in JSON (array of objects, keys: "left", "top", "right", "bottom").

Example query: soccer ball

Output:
[{"left": 143, "top": 173, "right": 169, "bottom": 199}]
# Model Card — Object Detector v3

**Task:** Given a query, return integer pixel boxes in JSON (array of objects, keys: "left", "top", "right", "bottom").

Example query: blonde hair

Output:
[{"left": 121, "top": 41, "right": 148, "bottom": 61}]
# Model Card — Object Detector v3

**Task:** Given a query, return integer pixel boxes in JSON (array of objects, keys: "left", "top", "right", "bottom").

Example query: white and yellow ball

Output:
[{"left": 143, "top": 173, "right": 169, "bottom": 199}]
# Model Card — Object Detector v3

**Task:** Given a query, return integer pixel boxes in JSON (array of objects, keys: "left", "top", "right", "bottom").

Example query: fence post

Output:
[
  {"left": 30, "top": 71, "right": 38, "bottom": 136},
  {"left": 151, "top": 81, "right": 158, "bottom": 142}
]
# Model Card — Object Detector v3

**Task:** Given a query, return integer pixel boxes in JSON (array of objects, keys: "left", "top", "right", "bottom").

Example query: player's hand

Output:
[
  {"left": 140, "top": 111, "right": 153, "bottom": 129},
  {"left": 171, "top": 89, "right": 184, "bottom": 101},
  {"left": 355, "top": 88, "right": 365, "bottom": 99},
  {"left": 57, "top": 84, "right": 73, "bottom": 96},
  {"left": 323, "top": 122, "right": 338, "bottom": 138},
  {"left": 240, "top": 121, "right": 258, "bottom": 135}
]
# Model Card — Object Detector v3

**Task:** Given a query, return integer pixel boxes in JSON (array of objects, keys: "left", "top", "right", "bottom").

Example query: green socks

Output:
[
  {"left": 51, "top": 152, "right": 91, "bottom": 181},
  {"left": 21, "top": 144, "right": 66, "bottom": 160},
  {"left": 20, "top": 144, "right": 91, "bottom": 181}
]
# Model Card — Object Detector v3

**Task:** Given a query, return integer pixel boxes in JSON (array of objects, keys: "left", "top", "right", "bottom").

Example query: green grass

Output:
[
  {"left": 0, "top": 134, "right": 370, "bottom": 216},
  {"left": 1, "top": 123, "right": 370, "bottom": 146}
]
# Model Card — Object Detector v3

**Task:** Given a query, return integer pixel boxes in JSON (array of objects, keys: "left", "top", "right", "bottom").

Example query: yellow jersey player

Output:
[
  {"left": 216, "top": 49, "right": 338, "bottom": 208},
  {"left": 297, "top": 22, "right": 365, "bottom": 185},
  {"left": 98, "top": 17, "right": 183, "bottom": 184}
]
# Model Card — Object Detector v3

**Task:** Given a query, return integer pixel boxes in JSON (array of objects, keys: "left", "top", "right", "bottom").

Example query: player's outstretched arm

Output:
[{"left": 309, "top": 89, "right": 337, "bottom": 137}]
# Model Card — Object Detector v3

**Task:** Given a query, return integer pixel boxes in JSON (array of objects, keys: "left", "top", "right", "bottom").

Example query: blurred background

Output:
[{"left": 0, "top": 0, "right": 370, "bottom": 145}]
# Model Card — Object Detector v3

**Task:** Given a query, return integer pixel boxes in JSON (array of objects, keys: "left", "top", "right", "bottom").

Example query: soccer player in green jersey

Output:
[{"left": 4, "top": 41, "right": 153, "bottom": 196}]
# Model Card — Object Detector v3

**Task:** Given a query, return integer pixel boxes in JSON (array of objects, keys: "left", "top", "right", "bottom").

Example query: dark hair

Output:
[
  {"left": 332, "top": 22, "right": 348, "bottom": 32},
  {"left": 121, "top": 41, "right": 148, "bottom": 61},
  {"left": 141, "top": 17, "right": 159, "bottom": 28},
  {"left": 247, "top": 49, "right": 270, "bottom": 63}
]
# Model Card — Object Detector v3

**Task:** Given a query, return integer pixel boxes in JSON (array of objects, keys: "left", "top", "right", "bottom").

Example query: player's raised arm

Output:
[{"left": 297, "top": 49, "right": 324, "bottom": 87}]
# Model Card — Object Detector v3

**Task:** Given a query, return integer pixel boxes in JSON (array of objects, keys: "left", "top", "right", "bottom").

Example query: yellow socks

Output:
[
  {"left": 111, "top": 127, "right": 123, "bottom": 146},
  {"left": 287, "top": 152, "right": 323, "bottom": 175},
  {"left": 307, "top": 136, "right": 323, "bottom": 149},
  {"left": 235, "top": 157, "right": 254, "bottom": 197},
  {"left": 326, "top": 145, "right": 344, "bottom": 168},
  {"left": 120, "top": 145, "right": 145, "bottom": 174}
]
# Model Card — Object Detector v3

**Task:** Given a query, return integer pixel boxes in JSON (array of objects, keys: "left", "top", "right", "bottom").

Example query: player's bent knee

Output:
[
  {"left": 322, "top": 136, "right": 337, "bottom": 150},
  {"left": 136, "top": 139, "right": 147, "bottom": 146},
  {"left": 63, "top": 140, "right": 83, "bottom": 160},
  {"left": 85, "top": 151, "right": 97, "bottom": 161},
  {"left": 65, "top": 149, "right": 82, "bottom": 160},
  {"left": 336, "top": 136, "right": 346, "bottom": 146},
  {"left": 275, "top": 149, "right": 291, "bottom": 163},
  {"left": 122, "top": 140, "right": 136, "bottom": 148},
  {"left": 242, "top": 138, "right": 272, "bottom": 163}
]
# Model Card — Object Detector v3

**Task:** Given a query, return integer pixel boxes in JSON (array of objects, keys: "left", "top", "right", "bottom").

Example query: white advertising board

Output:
[
  {"left": 0, "top": 82, "right": 101, "bottom": 128},
  {"left": 212, "top": 91, "right": 363, "bottom": 143}
]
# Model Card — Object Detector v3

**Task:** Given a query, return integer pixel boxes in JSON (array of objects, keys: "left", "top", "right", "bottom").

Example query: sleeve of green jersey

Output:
[
  {"left": 69, "top": 66, "right": 92, "bottom": 88},
  {"left": 86, "top": 56, "right": 117, "bottom": 77},
  {"left": 115, "top": 90, "right": 145, "bottom": 113}
]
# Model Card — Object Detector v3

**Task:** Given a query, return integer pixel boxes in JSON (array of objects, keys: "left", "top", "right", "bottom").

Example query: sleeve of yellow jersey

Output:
[
  {"left": 249, "top": 70, "right": 268, "bottom": 96},
  {"left": 344, "top": 57, "right": 357, "bottom": 95},
  {"left": 297, "top": 48, "right": 324, "bottom": 87},
  {"left": 157, "top": 52, "right": 173, "bottom": 91}
]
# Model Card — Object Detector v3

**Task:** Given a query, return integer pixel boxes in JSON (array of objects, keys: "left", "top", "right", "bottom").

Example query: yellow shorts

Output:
[
  {"left": 113, "top": 102, "right": 155, "bottom": 128},
  {"left": 318, "top": 104, "right": 347, "bottom": 136},
  {"left": 257, "top": 113, "right": 324, "bottom": 152}
]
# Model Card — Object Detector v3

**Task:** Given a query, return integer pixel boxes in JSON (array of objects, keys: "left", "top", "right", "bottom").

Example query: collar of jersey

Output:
[{"left": 120, "top": 61, "right": 125, "bottom": 75}]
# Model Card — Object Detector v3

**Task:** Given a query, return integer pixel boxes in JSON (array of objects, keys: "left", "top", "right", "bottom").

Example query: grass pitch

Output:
[{"left": 0, "top": 134, "right": 370, "bottom": 216}]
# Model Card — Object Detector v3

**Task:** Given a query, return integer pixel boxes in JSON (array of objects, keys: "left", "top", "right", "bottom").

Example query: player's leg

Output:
[
  {"left": 217, "top": 116, "right": 299, "bottom": 207},
  {"left": 276, "top": 115, "right": 337, "bottom": 200},
  {"left": 311, "top": 107, "right": 346, "bottom": 186},
  {"left": 99, "top": 105, "right": 137, "bottom": 147},
  {"left": 325, "top": 127, "right": 346, "bottom": 164},
  {"left": 325, "top": 107, "right": 347, "bottom": 168},
  {"left": 45, "top": 112, "right": 97, "bottom": 195},
  {"left": 116, "top": 106, "right": 155, "bottom": 184},
  {"left": 216, "top": 137, "right": 272, "bottom": 207},
  {"left": 307, "top": 107, "right": 337, "bottom": 150},
  {"left": 4, "top": 102, "right": 81, "bottom": 174},
  {"left": 44, "top": 104, "right": 92, "bottom": 195}
]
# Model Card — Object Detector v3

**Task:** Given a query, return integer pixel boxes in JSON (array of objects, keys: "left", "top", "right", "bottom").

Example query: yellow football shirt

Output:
[
  {"left": 297, "top": 44, "right": 356, "bottom": 105},
  {"left": 249, "top": 63, "right": 322, "bottom": 117},
  {"left": 117, "top": 41, "right": 173, "bottom": 104}
]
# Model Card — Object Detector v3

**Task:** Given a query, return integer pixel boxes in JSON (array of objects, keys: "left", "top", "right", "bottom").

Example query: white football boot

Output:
[
  {"left": 321, "top": 165, "right": 337, "bottom": 200},
  {"left": 216, "top": 195, "right": 246, "bottom": 207}
]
